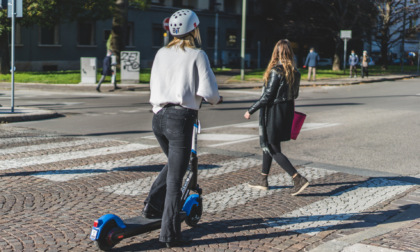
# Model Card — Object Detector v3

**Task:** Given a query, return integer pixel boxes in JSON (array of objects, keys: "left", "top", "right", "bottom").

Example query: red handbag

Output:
[{"left": 291, "top": 111, "right": 306, "bottom": 140}]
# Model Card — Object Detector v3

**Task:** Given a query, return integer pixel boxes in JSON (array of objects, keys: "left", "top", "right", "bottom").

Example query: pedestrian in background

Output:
[
  {"left": 361, "top": 50, "right": 370, "bottom": 78},
  {"left": 304, "top": 47, "right": 320, "bottom": 81},
  {"left": 244, "top": 39, "right": 309, "bottom": 196},
  {"left": 349, "top": 50, "right": 359, "bottom": 78},
  {"left": 96, "top": 50, "right": 119, "bottom": 92},
  {"left": 144, "top": 9, "right": 222, "bottom": 248}
]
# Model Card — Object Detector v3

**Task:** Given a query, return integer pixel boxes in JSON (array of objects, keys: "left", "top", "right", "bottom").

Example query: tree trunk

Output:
[
  {"left": 0, "top": 32, "right": 10, "bottom": 74},
  {"left": 380, "top": 39, "right": 388, "bottom": 70},
  {"left": 111, "top": 0, "right": 128, "bottom": 65}
]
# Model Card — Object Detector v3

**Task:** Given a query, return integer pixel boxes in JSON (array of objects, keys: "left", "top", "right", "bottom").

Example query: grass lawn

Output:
[
  {"left": 0, "top": 65, "right": 417, "bottom": 84},
  {"left": 0, "top": 68, "right": 151, "bottom": 84},
  {"left": 231, "top": 65, "right": 419, "bottom": 82}
]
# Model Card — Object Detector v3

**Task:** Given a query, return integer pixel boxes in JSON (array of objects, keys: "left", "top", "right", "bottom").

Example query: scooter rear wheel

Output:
[
  {"left": 96, "top": 221, "right": 118, "bottom": 251},
  {"left": 185, "top": 198, "right": 202, "bottom": 227}
]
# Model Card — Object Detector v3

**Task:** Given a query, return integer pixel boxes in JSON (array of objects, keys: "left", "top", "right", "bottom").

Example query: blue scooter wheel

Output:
[{"left": 185, "top": 197, "right": 202, "bottom": 227}]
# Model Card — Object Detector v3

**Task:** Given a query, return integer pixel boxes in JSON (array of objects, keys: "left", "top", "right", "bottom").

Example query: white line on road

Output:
[
  {"left": 203, "top": 167, "right": 337, "bottom": 213},
  {"left": 0, "top": 138, "right": 108, "bottom": 155},
  {"left": 265, "top": 178, "right": 415, "bottom": 235},
  {"left": 32, "top": 152, "right": 167, "bottom": 181},
  {"left": 0, "top": 143, "right": 155, "bottom": 171},
  {"left": 98, "top": 157, "right": 262, "bottom": 196}
]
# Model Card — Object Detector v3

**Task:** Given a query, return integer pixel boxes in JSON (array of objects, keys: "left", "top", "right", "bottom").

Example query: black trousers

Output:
[
  {"left": 144, "top": 105, "right": 197, "bottom": 242},
  {"left": 262, "top": 143, "right": 297, "bottom": 177},
  {"left": 361, "top": 66, "right": 368, "bottom": 78}
]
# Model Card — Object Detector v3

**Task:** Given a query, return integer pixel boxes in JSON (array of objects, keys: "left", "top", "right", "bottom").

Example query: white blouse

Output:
[{"left": 149, "top": 46, "right": 220, "bottom": 114}]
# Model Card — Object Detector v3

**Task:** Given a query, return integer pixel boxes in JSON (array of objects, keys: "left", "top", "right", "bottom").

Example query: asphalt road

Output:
[{"left": 2, "top": 77, "right": 419, "bottom": 176}]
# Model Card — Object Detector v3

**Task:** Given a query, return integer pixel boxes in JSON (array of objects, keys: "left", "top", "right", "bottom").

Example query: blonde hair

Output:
[
  {"left": 263, "top": 39, "right": 296, "bottom": 86},
  {"left": 167, "top": 27, "right": 201, "bottom": 51}
]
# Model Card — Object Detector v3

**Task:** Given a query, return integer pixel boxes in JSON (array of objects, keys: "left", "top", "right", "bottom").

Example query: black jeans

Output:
[
  {"left": 262, "top": 143, "right": 297, "bottom": 177},
  {"left": 144, "top": 105, "right": 197, "bottom": 242},
  {"left": 361, "top": 66, "right": 368, "bottom": 78}
]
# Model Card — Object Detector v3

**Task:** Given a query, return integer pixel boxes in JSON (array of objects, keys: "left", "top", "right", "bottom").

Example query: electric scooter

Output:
[{"left": 90, "top": 119, "right": 203, "bottom": 251}]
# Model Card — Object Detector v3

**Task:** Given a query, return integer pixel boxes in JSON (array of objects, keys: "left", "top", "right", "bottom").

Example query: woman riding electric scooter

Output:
[{"left": 145, "top": 9, "right": 222, "bottom": 248}]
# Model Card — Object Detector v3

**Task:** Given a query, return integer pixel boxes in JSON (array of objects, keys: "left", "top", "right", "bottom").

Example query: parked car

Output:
[{"left": 317, "top": 58, "right": 332, "bottom": 66}]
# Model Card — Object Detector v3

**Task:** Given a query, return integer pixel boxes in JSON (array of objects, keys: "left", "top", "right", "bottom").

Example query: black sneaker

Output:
[
  {"left": 248, "top": 174, "right": 268, "bottom": 190},
  {"left": 291, "top": 174, "right": 309, "bottom": 196},
  {"left": 141, "top": 204, "right": 162, "bottom": 219},
  {"left": 96, "top": 86, "right": 101, "bottom": 92}
]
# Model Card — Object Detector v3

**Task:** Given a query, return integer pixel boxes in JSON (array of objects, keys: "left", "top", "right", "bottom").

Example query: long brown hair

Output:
[
  {"left": 167, "top": 27, "right": 201, "bottom": 51},
  {"left": 263, "top": 39, "right": 296, "bottom": 86}
]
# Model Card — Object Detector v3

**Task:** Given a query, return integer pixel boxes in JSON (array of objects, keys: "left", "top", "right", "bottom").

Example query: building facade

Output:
[{"left": 14, "top": 0, "right": 269, "bottom": 71}]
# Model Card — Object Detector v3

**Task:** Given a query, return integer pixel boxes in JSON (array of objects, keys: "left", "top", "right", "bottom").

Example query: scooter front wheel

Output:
[
  {"left": 185, "top": 198, "right": 202, "bottom": 227},
  {"left": 96, "top": 221, "right": 118, "bottom": 251}
]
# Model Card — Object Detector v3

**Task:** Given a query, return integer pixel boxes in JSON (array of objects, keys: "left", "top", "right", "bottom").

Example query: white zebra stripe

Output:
[
  {"left": 0, "top": 143, "right": 154, "bottom": 171},
  {"left": 99, "top": 157, "right": 262, "bottom": 196},
  {"left": 0, "top": 138, "right": 109, "bottom": 155},
  {"left": 32, "top": 152, "right": 167, "bottom": 181},
  {"left": 265, "top": 178, "right": 415, "bottom": 235},
  {"left": 203, "top": 167, "right": 337, "bottom": 214}
]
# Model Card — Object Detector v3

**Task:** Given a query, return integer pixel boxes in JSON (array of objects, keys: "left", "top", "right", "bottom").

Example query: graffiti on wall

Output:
[{"left": 121, "top": 51, "right": 140, "bottom": 72}]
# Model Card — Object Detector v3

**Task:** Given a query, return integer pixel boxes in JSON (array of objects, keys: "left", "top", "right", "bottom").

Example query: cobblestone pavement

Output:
[{"left": 0, "top": 125, "right": 419, "bottom": 252}]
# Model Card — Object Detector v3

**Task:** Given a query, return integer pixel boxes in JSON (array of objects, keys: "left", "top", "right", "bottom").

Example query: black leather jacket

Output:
[{"left": 248, "top": 65, "right": 300, "bottom": 115}]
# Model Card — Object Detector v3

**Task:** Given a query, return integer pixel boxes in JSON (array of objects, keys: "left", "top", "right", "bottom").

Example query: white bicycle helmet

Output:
[{"left": 169, "top": 9, "right": 200, "bottom": 37}]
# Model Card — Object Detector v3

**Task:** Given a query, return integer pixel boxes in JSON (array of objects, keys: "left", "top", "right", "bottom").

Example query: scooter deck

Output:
[{"left": 122, "top": 216, "right": 162, "bottom": 236}]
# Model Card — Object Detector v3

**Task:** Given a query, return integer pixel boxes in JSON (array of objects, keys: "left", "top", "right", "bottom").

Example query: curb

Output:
[{"left": 0, "top": 107, "right": 62, "bottom": 123}]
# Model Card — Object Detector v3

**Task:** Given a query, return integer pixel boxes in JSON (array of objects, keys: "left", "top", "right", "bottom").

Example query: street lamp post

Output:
[{"left": 240, "top": 0, "right": 247, "bottom": 81}]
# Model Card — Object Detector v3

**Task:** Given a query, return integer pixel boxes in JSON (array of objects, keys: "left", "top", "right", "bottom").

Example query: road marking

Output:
[
  {"left": 302, "top": 123, "right": 340, "bottom": 131},
  {"left": 265, "top": 178, "right": 415, "bottom": 235},
  {"left": 203, "top": 167, "right": 337, "bottom": 213},
  {"left": 99, "top": 157, "right": 262, "bottom": 196},
  {"left": 0, "top": 143, "right": 155, "bottom": 171},
  {"left": 32, "top": 153, "right": 167, "bottom": 181},
  {"left": 0, "top": 135, "right": 61, "bottom": 146},
  {"left": 208, "top": 136, "right": 259, "bottom": 147},
  {"left": 199, "top": 133, "right": 255, "bottom": 141},
  {"left": 0, "top": 138, "right": 108, "bottom": 155},
  {"left": 341, "top": 244, "right": 402, "bottom": 252}
]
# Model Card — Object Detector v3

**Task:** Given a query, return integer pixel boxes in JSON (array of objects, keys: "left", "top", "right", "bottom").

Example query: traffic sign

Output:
[
  {"left": 163, "top": 17, "right": 170, "bottom": 31},
  {"left": 8, "top": 0, "right": 22, "bottom": 18},
  {"left": 340, "top": 30, "right": 352, "bottom": 39}
]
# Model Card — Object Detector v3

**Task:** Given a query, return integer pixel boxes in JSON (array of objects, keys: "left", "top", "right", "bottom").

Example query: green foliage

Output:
[{"left": 0, "top": 69, "right": 151, "bottom": 84}]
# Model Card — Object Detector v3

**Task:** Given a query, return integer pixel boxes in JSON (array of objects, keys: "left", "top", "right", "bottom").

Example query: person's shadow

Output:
[{"left": 112, "top": 204, "right": 420, "bottom": 251}]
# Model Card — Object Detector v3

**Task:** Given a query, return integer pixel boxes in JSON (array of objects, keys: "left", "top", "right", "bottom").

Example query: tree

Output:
[
  {"left": 0, "top": 0, "right": 149, "bottom": 74},
  {"left": 111, "top": 0, "right": 149, "bottom": 64},
  {"left": 303, "top": 0, "right": 377, "bottom": 71},
  {"left": 256, "top": 0, "right": 377, "bottom": 71},
  {"left": 371, "top": 0, "right": 420, "bottom": 69}
]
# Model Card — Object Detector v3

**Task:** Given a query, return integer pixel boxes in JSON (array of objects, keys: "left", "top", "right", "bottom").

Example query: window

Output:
[
  {"left": 126, "top": 22, "right": 134, "bottom": 47},
  {"left": 39, "top": 25, "right": 60, "bottom": 45},
  {"left": 152, "top": 24, "right": 164, "bottom": 47},
  {"left": 173, "top": 0, "right": 182, "bottom": 7},
  {"left": 226, "top": 29, "right": 237, "bottom": 48},
  {"left": 207, "top": 27, "right": 215, "bottom": 48},
  {"left": 246, "top": 30, "right": 253, "bottom": 48},
  {"left": 78, "top": 21, "right": 96, "bottom": 46}
]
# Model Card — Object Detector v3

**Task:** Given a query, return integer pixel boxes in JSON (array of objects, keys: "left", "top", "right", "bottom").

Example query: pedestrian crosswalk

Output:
[{"left": 0, "top": 128, "right": 416, "bottom": 241}]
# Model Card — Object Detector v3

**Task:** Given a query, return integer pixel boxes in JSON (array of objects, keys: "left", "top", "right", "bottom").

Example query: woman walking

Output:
[
  {"left": 244, "top": 39, "right": 309, "bottom": 196},
  {"left": 143, "top": 9, "right": 222, "bottom": 248}
]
